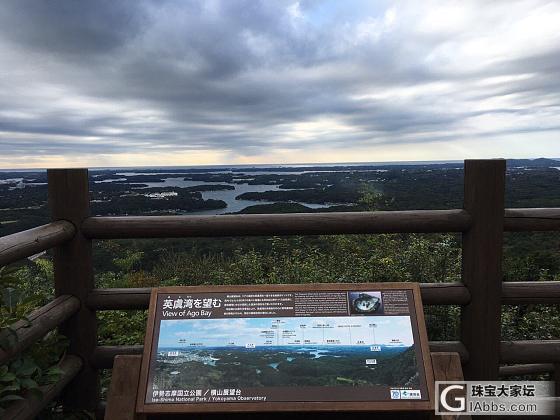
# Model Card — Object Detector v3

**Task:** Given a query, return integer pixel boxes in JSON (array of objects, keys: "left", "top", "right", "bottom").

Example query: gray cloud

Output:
[
  {"left": 0, "top": 0, "right": 559, "bottom": 165},
  {"left": 0, "top": 0, "right": 146, "bottom": 56}
]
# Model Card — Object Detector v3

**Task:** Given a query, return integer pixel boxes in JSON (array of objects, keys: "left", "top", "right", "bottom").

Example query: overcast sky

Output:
[{"left": 0, "top": 0, "right": 559, "bottom": 168}]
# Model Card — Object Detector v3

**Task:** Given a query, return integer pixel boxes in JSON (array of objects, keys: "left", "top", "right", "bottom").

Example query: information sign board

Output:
[{"left": 137, "top": 283, "right": 434, "bottom": 413}]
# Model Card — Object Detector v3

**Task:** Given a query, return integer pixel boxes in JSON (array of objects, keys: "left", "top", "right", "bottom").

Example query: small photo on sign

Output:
[{"left": 348, "top": 291, "right": 383, "bottom": 315}]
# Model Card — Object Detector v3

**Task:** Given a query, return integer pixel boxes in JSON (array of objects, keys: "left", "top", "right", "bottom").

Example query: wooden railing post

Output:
[
  {"left": 461, "top": 159, "right": 506, "bottom": 380},
  {"left": 48, "top": 169, "right": 97, "bottom": 411}
]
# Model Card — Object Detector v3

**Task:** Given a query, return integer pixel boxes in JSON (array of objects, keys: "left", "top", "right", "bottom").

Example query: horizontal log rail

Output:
[
  {"left": 502, "top": 281, "right": 560, "bottom": 304},
  {"left": 0, "top": 221, "right": 75, "bottom": 267},
  {"left": 81, "top": 209, "right": 472, "bottom": 239},
  {"left": 504, "top": 208, "right": 560, "bottom": 232},
  {"left": 79, "top": 207, "right": 560, "bottom": 240},
  {"left": 429, "top": 341, "right": 469, "bottom": 363},
  {"left": 0, "top": 295, "right": 80, "bottom": 365},
  {"left": 2, "top": 355, "right": 82, "bottom": 420},
  {"left": 499, "top": 363, "right": 554, "bottom": 377},
  {"left": 85, "top": 281, "right": 560, "bottom": 311},
  {"left": 86, "top": 282, "right": 472, "bottom": 310},
  {"left": 500, "top": 340, "right": 560, "bottom": 364},
  {"left": 87, "top": 288, "right": 149, "bottom": 310},
  {"left": 0, "top": 208, "right": 555, "bottom": 253},
  {"left": 92, "top": 345, "right": 143, "bottom": 369},
  {"left": 91, "top": 341, "right": 470, "bottom": 369}
]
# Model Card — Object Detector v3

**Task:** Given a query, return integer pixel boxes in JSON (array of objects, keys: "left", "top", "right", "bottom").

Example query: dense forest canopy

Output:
[{"left": 1, "top": 158, "right": 559, "bottom": 416}]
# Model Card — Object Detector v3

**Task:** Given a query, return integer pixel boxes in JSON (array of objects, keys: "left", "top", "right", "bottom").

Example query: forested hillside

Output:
[{"left": 1, "top": 160, "right": 559, "bottom": 417}]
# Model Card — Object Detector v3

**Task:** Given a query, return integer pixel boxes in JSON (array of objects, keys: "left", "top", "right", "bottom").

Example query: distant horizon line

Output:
[{"left": 1, "top": 157, "right": 559, "bottom": 172}]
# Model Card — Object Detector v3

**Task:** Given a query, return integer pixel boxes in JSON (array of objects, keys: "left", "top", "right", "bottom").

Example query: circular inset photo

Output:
[{"left": 349, "top": 291, "right": 382, "bottom": 314}]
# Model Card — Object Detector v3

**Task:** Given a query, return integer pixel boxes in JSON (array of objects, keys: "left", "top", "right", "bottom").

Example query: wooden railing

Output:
[
  {"left": 0, "top": 159, "right": 559, "bottom": 418},
  {"left": 0, "top": 222, "right": 83, "bottom": 419}
]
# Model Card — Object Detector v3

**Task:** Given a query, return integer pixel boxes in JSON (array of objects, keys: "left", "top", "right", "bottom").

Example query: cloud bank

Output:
[{"left": 0, "top": 0, "right": 559, "bottom": 167}]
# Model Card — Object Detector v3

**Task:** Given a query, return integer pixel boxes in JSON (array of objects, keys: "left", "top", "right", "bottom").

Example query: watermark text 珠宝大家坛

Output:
[{"left": 435, "top": 381, "right": 557, "bottom": 416}]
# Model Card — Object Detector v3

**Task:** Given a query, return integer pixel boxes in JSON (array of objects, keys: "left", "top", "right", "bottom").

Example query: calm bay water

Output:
[{"left": 123, "top": 175, "right": 331, "bottom": 214}]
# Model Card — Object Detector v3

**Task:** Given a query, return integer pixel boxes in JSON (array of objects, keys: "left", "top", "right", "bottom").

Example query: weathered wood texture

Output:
[
  {"left": 86, "top": 281, "right": 560, "bottom": 311},
  {"left": 91, "top": 341, "right": 470, "bottom": 369},
  {"left": 555, "top": 363, "right": 560, "bottom": 400},
  {"left": 0, "top": 221, "right": 75, "bottom": 266},
  {"left": 500, "top": 340, "right": 560, "bottom": 364},
  {"left": 2, "top": 355, "right": 82, "bottom": 420},
  {"left": 499, "top": 363, "right": 554, "bottom": 376},
  {"left": 501, "top": 281, "right": 560, "bottom": 304},
  {"left": 461, "top": 160, "right": 505, "bottom": 381},
  {"left": 87, "top": 288, "right": 152, "bottom": 310},
  {"left": 429, "top": 342, "right": 469, "bottom": 364},
  {"left": 419, "top": 283, "right": 471, "bottom": 305},
  {"left": 105, "top": 355, "right": 142, "bottom": 420},
  {"left": 431, "top": 352, "right": 465, "bottom": 382},
  {"left": 81, "top": 209, "right": 472, "bottom": 239},
  {"left": 92, "top": 345, "right": 144, "bottom": 369},
  {"left": 86, "top": 282, "right": 471, "bottom": 311},
  {"left": 504, "top": 208, "right": 560, "bottom": 231},
  {"left": 430, "top": 352, "right": 470, "bottom": 420},
  {"left": 48, "top": 169, "right": 97, "bottom": 411},
  {"left": 0, "top": 295, "right": 79, "bottom": 365}
]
